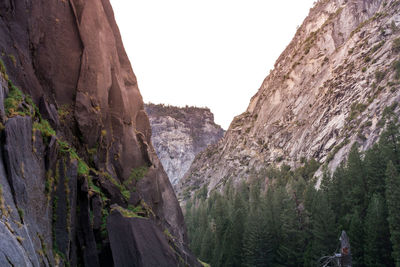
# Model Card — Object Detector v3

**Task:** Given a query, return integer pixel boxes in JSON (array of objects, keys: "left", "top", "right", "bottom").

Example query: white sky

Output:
[{"left": 110, "top": 0, "right": 315, "bottom": 129}]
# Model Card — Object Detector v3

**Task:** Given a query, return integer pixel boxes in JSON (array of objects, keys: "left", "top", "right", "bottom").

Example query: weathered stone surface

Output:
[
  {"left": 53, "top": 157, "right": 78, "bottom": 264},
  {"left": 107, "top": 209, "right": 178, "bottom": 267},
  {"left": 178, "top": 0, "right": 400, "bottom": 198},
  {"left": 0, "top": 79, "right": 7, "bottom": 122},
  {"left": 77, "top": 176, "right": 100, "bottom": 267},
  {"left": 3, "top": 116, "right": 50, "bottom": 266},
  {"left": 0, "top": 222, "right": 31, "bottom": 267},
  {"left": 145, "top": 103, "right": 224, "bottom": 185},
  {"left": 39, "top": 97, "right": 59, "bottom": 128},
  {"left": 0, "top": 0, "right": 195, "bottom": 265}
]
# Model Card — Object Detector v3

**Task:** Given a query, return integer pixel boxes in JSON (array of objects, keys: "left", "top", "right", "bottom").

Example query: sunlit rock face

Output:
[
  {"left": 177, "top": 0, "right": 400, "bottom": 200},
  {"left": 145, "top": 103, "right": 225, "bottom": 185}
]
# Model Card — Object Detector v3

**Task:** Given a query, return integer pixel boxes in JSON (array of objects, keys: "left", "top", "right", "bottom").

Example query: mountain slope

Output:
[
  {"left": 0, "top": 0, "right": 197, "bottom": 266},
  {"left": 177, "top": 0, "right": 400, "bottom": 200},
  {"left": 145, "top": 103, "right": 224, "bottom": 185}
]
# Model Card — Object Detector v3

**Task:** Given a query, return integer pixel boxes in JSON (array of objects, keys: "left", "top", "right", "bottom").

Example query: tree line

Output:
[{"left": 185, "top": 115, "right": 400, "bottom": 266}]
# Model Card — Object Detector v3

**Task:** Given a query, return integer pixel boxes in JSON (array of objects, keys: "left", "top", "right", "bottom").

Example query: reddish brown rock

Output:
[{"left": 0, "top": 0, "right": 196, "bottom": 265}]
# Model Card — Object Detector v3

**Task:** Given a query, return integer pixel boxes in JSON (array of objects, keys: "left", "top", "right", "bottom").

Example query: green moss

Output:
[
  {"left": 88, "top": 177, "right": 102, "bottom": 196},
  {"left": 33, "top": 120, "right": 56, "bottom": 138},
  {"left": 53, "top": 247, "right": 69, "bottom": 267},
  {"left": 100, "top": 209, "right": 109, "bottom": 239},
  {"left": 198, "top": 259, "right": 211, "bottom": 267},
  {"left": 163, "top": 228, "right": 174, "bottom": 240},
  {"left": 0, "top": 184, "right": 7, "bottom": 218},
  {"left": 57, "top": 140, "right": 90, "bottom": 176},
  {"left": 17, "top": 207, "right": 24, "bottom": 222},
  {"left": 45, "top": 170, "right": 54, "bottom": 203},
  {"left": 4, "top": 83, "right": 25, "bottom": 117},
  {"left": 77, "top": 160, "right": 89, "bottom": 176},
  {"left": 103, "top": 172, "right": 130, "bottom": 201},
  {"left": 8, "top": 54, "right": 16, "bottom": 66},
  {"left": 0, "top": 59, "right": 8, "bottom": 80},
  {"left": 128, "top": 204, "right": 145, "bottom": 216},
  {"left": 111, "top": 205, "right": 145, "bottom": 218},
  {"left": 64, "top": 171, "right": 71, "bottom": 232},
  {"left": 121, "top": 189, "right": 130, "bottom": 200},
  {"left": 57, "top": 104, "right": 71, "bottom": 121},
  {"left": 125, "top": 166, "right": 148, "bottom": 187}
]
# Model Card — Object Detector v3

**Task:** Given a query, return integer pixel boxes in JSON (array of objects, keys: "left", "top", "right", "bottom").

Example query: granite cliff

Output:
[
  {"left": 177, "top": 0, "right": 400, "bottom": 200},
  {"left": 0, "top": 0, "right": 197, "bottom": 266},
  {"left": 145, "top": 103, "right": 224, "bottom": 185}
]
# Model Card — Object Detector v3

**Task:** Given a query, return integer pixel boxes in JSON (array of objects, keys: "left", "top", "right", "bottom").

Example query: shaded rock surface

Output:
[
  {"left": 107, "top": 209, "right": 179, "bottom": 267},
  {"left": 177, "top": 0, "right": 400, "bottom": 200},
  {"left": 0, "top": 0, "right": 197, "bottom": 266},
  {"left": 145, "top": 103, "right": 225, "bottom": 185}
]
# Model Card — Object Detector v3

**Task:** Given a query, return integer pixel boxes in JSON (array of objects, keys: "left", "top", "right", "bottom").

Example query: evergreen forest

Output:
[{"left": 185, "top": 108, "right": 400, "bottom": 267}]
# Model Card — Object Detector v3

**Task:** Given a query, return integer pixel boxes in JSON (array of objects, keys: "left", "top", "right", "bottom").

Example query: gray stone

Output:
[
  {"left": 178, "top": 0, "right": 400, "bottom": 198},
  {"left": 145, "top": 104, "right": 224, "bottom": 185},
  {"left": 107, "top": 209, "right": 178, "bottom": 267}
]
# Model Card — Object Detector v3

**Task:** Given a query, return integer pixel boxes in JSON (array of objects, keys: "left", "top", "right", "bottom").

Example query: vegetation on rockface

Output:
[
  {"left": 186, "top": 115, "right": 400, "bottom": 266},
  {"left": 394, "top": 60, "right": 400, "bottom": 80},
  {"left": 0, "top": 58, "right": 156, "bottom": 264},
  {"left": 0, "top": 184, "right": 7, "bottom": 218},
  {"left": 393, "top": 38, "right": 400, "bottom": 53},
  {"left": 111, "top": 205, "right": 146, "bottom": 219}
]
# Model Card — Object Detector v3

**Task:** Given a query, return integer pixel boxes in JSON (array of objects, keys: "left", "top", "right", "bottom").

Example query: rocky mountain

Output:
[
  {"left": 177, "top": 0, "right": 400, "bottom": 200},
  {"left": 0, "top": 1, "right": 197, "bottom": 266},
  {"left": 145, "top": 103, "right": 225, "bottom": 185}
]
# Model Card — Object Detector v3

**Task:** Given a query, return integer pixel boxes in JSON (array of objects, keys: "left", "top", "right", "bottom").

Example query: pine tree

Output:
[
  {"left": 380, "top": 120, "right": 400, "bottom": 167},
  {"left": 200, "top": 225, "right": 215, "bottom": 262},
  {"left": 242, "top": 209, "right": 270, "bottom": 267},
  {"left": 364, "top": 194, "right": 393, "bottom": 266},
  {"left": 280, "top": 195, "right": 306, "bottom": 266},
  {"left": 328, "top": 163, "right": 347, "bottom": 225},
  {"left": 348, "top": 210, "right": 364, "bottom": 266},
  {"left": 346, "top": 144, "right": 368, "bottom": 214},
  {"left": 364, "top": 144, "right": 387, "bottom": 197},
  {"left": 386, "top": 161, "right": 400, "bottom": 266},
  {"left": 307, "top": 192, "right": 337, "bottom": 265}
]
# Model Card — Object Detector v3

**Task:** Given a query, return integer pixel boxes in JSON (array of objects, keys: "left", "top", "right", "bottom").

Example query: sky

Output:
[{"left": 110, "top": 0, "right": 316, "bottom": 129}]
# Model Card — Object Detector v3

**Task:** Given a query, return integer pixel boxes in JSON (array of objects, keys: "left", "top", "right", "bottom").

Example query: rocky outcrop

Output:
[
  {"left": 177, "top": 0, "right": 400, "bottom": 200},
  {"left": 145, "top": 103, "right": 224, "bottom": 185},
  {"left": 107, "top": 210, "right": 179, "bottom": 267},
  {"left": 0, "top": 0, "right": 197, "bottom": 266}
]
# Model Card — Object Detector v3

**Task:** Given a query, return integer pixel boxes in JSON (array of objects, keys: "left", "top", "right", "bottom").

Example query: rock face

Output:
[
  {"left": 177, "top": 0, "right": 400, "bottom": 200},
  {"left": 0, "top": 1, "right": 197, "bottom": 266},
  {"left": 145, "top": 103, "right": 225, "bottom": 185}
]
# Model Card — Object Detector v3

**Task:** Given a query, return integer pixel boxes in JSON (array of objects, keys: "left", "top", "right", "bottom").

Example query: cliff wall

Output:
[
  {"left": 177, "top": 0, "right": 400, "bottom": 200},
  {"left": 145, "top": 103, "right": 224, "bottom": 185},
  {"left": 0, "top": 0, "right": 197, "bottom": 266}
]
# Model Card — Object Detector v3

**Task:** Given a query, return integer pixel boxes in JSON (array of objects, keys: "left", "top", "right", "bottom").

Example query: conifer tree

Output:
[
  {"left": 364, "top": 194, "right": 393, "bottom": 266},
  {"left": 242, "top": 208, "right": 269, "bottom": 267},
  {"left": 346, "top": 144, "right": 368, "bottom": 215},
  {"left": 308, "top": 192, "right": 337, "bottom": 265},
  {"left": 386, "top": 161, "right": 400, "bottom": 266},
  {"left": 200, "top": 225, "right": 215, "bottom": 262},
  {"left": 348, "top": 210, "right": 364, "bottom": 266},
  {"left": 364, "top": 144, "right": 387, "bottom": 197}
]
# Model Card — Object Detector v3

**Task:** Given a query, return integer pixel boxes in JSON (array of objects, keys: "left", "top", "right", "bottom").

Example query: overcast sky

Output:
[{"left": 110, "top": 0, "right": 315, "bottom": 129}]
